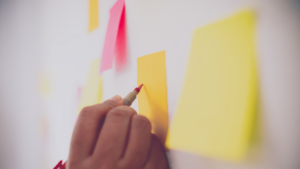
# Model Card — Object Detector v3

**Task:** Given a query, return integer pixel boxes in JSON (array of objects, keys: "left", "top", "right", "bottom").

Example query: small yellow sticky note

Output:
[
  {"left": 137, "top": 51, "right": 169, "bottom": 144},
  {"left": 78, "top": 59, "right": 102, "bottom": 113},
  {"left": 38, "top": 71, "right": 52, "bottom": 99},
  {"left": 89, "top": 0, "right": 99, "bottom": 32},
  {"left": 166, "top": 11, "right": 257, "bottom": 161}
]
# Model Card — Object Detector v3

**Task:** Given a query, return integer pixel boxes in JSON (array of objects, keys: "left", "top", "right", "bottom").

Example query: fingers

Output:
[
  {"left": 119, "top": 115, "right": 152, "bottom": 168},
  {"left": 68, "top": 95, "right": 123, "bottom": 163},
  {"left": 68, "top": 98, "right": 169, "bottom": 169},
  {"left": 93, "top": 106, "right": 137, "bottom": 162},
  {"left": 143, "top": 135, "right": 170, "bottom": 169}
]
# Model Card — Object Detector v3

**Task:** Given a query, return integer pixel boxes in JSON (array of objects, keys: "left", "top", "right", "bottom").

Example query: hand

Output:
[{"left": 67, "top": 95, "right": 169, "bottom": 169}]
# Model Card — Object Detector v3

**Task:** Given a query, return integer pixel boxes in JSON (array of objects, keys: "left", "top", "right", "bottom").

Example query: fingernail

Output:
[{"left": 109, "top": 95, "right": 123, "bottom": 105}]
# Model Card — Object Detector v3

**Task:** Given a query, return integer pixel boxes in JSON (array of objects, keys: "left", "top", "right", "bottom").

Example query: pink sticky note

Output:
[
  {"left": 100, "top": 0, "right": 126, "bottom": 73},
  {"left": 115, "top": 6, "right": 127, "bottom": 72}
]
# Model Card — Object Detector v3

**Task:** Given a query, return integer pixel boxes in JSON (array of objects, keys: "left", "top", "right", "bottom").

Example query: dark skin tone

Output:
[{"left": 67, "top": 95, "right": 169, "bottom": 169}]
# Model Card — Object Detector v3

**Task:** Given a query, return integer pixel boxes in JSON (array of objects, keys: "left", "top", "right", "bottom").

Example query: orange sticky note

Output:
[
  {"left": 88, "top": 0, "right": 99, "bottom": 32},
  {"left": 137, "top": 51, "right": 169, "bottom": 144}
]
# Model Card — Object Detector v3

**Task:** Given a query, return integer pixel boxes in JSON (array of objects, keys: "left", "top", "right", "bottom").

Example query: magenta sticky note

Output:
[
  {"left": 100, "top": 0, "right": 125, "bottom": 73},
  {"left": 115, "top": 6, "right": 127, "bottom": 72}
]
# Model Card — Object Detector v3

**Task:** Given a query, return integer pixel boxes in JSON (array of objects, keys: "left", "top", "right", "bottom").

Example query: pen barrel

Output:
[{"left": 123, "top": 90, "right": 138, "bottom": 106}]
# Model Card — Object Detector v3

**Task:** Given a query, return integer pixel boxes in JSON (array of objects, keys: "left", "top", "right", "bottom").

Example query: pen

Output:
[{"left": 123, "top": 84, "right": 143, "bottom": 106}]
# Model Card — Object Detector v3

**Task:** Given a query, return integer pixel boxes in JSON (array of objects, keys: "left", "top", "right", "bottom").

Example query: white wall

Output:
[
  {"left": 0, "top": 0, "right": 299, "bottom": 168},
  {"left": 0, "top": 1, "right": 42, "bottom": 168}
]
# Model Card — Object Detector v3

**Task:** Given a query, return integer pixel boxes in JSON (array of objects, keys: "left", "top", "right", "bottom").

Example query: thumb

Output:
[{"left": 102, "top": 95, "right": 124, "bottom": 108}]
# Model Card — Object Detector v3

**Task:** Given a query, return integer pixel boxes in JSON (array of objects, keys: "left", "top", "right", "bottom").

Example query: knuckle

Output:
[
  {"left": 107, "top": 106, "right": 136, "bottom": 119},
  {"left": 107, "top": 108, "right": 129, "bottom": 119},
  {"left": 133, "top": 115, "right": 151, "bottom": 131}
]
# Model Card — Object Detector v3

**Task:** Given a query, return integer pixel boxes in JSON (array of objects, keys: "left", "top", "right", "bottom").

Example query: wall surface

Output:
[
  {"left": 0, "top": 1, "right": 42, "bottom": 169},
  {"left": 0, "top": 0, "right": 300, "bottom": 169}
]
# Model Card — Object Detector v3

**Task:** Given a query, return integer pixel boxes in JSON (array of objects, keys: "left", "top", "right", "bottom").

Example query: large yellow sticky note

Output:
[
  {"left": 89, "top": 0, "right": 99, "bottom": 32},
  {"left": 78, "top": 59, "right": 102, "bottom": 113},
  {"left": 166, "top": 11, "right": 257, "bottom": 161},
  {"left": 137, "top": 51, "right": 169, "bottom": 144}
]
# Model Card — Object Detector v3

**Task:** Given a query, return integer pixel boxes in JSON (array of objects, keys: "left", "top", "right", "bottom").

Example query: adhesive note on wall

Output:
[
  {"left": 78, "top": 59, "right": 103, "bottom": 114},
  {"left": 100, "top": 0, "right": 127, "bottom": 73},
  {"left": 137, "top": 51, "right": 169, "bottom": 145},
  {"left": 88, "top": 0, "right": 99, "bottom": 32},
  {"left": 166, "top": 11, "right": 257, "bottom": 161},
  {"left": 38, "top": 71, "right": 52, "bottom": 100},
  {"left": 115, "top": 6, "right": 127, "bottom": 72}
]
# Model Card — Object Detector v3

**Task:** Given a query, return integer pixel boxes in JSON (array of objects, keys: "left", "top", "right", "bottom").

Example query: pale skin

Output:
[{"left": 67, "top": 95, "right": 169, "bottom": 169}]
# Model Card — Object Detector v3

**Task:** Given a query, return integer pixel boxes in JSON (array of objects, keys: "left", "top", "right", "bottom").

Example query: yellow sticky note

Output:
[
  {"left": 38, "top": 71, "right": 52, "bottom": 99},
  {"left": 166, "top": 11, "right": 257, "bottom": 161},
  {"left": 89, "top": 0, "right": 99, "bottom": 32},
  {"left": 137, "top": 51, "right": 169, "bottom": 144},
  {"left": 78, "top": 59, "right": 102, "bottom": 113}
]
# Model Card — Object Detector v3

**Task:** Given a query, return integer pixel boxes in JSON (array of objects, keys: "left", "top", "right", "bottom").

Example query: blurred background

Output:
[{"left": 0, "top": 0, "right": 300, "bottom": 169}]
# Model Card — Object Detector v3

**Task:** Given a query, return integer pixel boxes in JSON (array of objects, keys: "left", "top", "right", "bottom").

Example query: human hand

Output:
[{"left": 67, "top": 95, "right": 169, "bottom": 169}]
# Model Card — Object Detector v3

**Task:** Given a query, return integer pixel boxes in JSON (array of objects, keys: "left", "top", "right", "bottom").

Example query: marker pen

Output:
[{"left": 123, "top": 84, "right": 143, "bottom": 106}]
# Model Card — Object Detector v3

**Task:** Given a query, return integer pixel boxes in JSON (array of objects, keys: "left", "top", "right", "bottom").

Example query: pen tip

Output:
[{"left": 135, "top": 84, "right": 143, "bottom": 93}]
